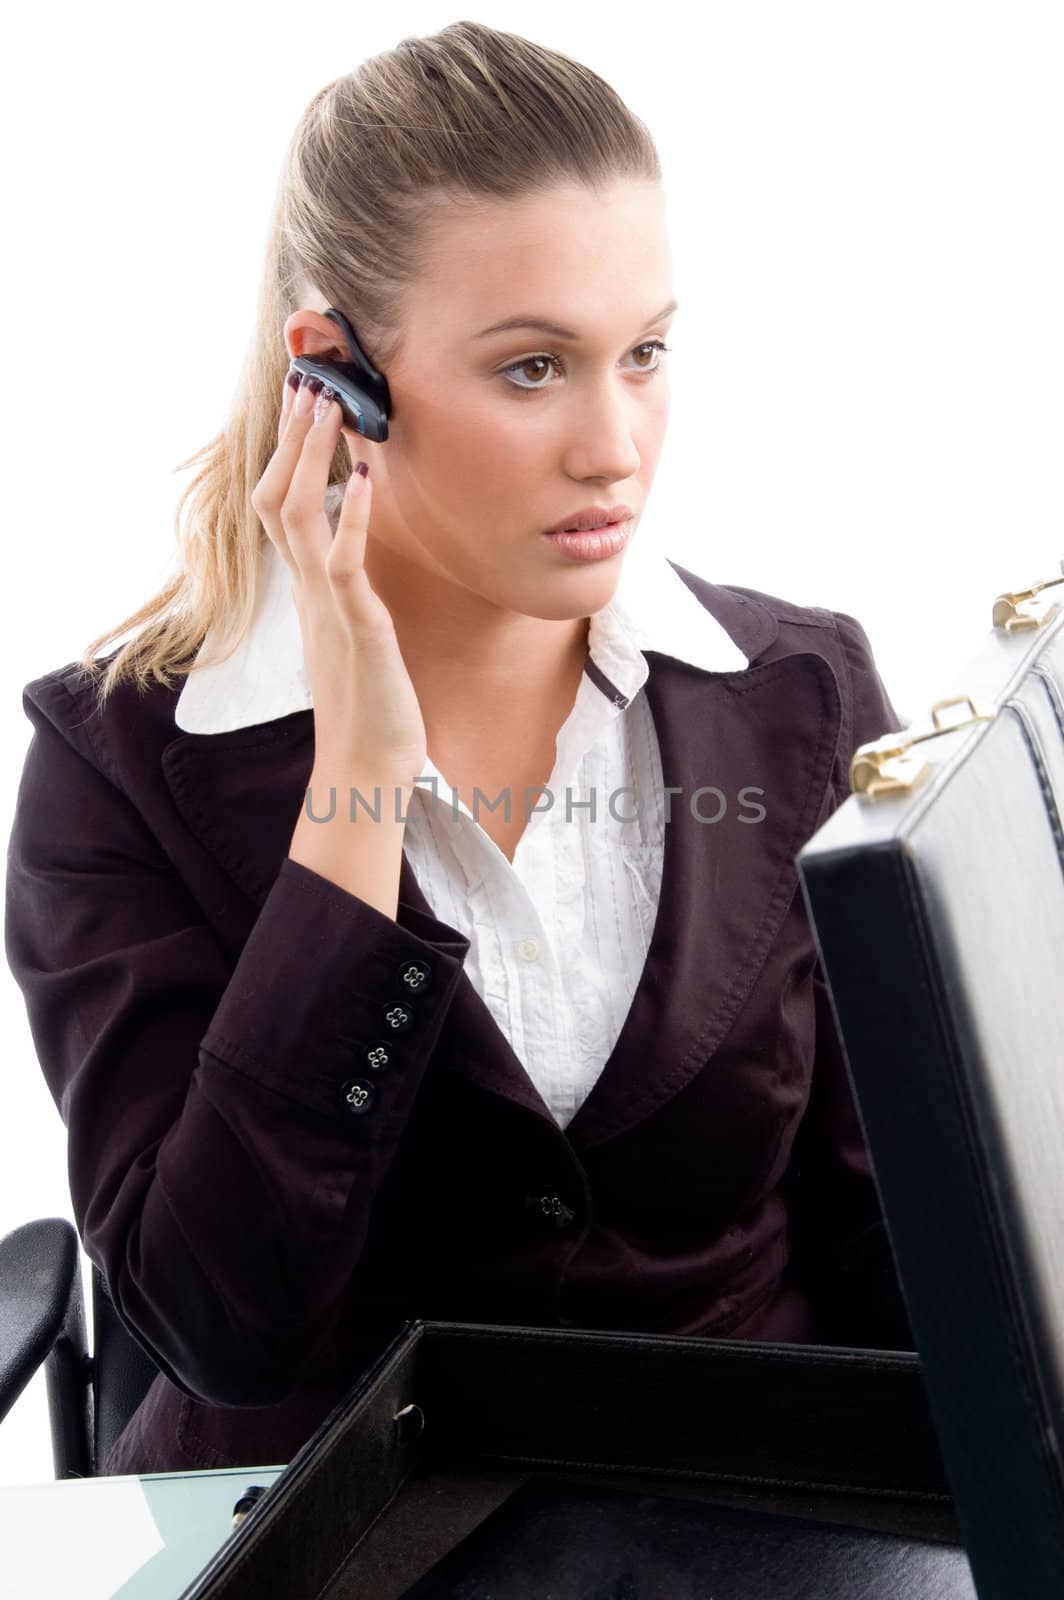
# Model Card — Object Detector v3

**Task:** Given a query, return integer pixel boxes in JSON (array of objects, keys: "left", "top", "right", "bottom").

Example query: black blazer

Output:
[{"left": 4, "top": 562, "right": 913, "bottom": 1475}]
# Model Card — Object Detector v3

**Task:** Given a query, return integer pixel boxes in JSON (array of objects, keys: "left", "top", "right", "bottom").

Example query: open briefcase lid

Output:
[{"left": 797, "top": 557, "right": 1064, "bottom": 1600}]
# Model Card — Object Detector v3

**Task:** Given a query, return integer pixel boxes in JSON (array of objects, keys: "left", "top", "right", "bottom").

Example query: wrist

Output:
[{"left": 305, "top": 768, "right": 417, "bottom": 821}]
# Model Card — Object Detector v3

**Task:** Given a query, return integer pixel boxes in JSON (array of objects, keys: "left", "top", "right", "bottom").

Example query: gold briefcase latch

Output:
[
  {"left": 992, "top": 558, "right": 1064, "bottom": 632},
  {"left": 850, "top": 695, "right": 997, "bottom": 798}
]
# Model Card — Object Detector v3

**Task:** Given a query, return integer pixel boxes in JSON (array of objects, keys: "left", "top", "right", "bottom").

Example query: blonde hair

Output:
[{"left": 78, "top": 20, "right": 662, "bottom": 709}]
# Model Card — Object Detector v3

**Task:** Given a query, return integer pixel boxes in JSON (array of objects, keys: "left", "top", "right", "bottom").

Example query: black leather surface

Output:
[
  {"left": 395, "top": 1477, "right": 976, "bottom": 1598},
  {"left": 797, "top": 604, "right": 1064, "bottom": 1599},
  {"left": 414, "top": 1322, "right": 951, "bottom": 1500},
  {"left": 181, "top": 1320, "right": 962, "bottom": 1600}
]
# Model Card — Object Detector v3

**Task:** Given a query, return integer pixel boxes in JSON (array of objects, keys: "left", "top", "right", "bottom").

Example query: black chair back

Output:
[{"left": 0, "top": 1217, "right": 161, "bottom": 1476}]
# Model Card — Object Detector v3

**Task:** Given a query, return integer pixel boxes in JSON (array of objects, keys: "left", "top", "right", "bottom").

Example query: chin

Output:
[{"left": 526, "top": 569, "right": 624, "bottom": 617}]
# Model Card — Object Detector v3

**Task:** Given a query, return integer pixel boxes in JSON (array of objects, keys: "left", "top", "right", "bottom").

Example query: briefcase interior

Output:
[{"left": 179, "top": 1318, "right": 967, "bottom": 1600}]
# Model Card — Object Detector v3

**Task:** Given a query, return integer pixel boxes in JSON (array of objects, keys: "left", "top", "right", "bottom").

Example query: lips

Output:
[{"left": 545, "top": 504, "right": 634, "bottom": 534}]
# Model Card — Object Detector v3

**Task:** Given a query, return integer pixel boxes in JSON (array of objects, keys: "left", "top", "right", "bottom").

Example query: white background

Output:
[{"left": 1, "top": 0, "right": 1061, "bottom": 1485}]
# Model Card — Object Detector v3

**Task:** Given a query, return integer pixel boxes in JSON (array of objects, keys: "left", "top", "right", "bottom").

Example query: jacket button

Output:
[
  {"left": 383, "top": 1001, "right": 414, "bottom": 1032},
  {"left": 396, "top": 958, "right": 433, "bottom": 994},
  {"left": 361, "top": 1039, "right": 396, "bottom": 1073},
  {"left": 341, "top": 1077, "right": 376, "bottom": 1115},
  {"left": 523, "top": 1192, "right": 577, "bottom": 1231}
]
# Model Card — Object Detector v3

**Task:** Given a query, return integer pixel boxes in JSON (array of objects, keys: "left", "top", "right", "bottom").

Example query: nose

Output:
[{"left": 562, "top": 379, "right": 644, "bottom": 482}]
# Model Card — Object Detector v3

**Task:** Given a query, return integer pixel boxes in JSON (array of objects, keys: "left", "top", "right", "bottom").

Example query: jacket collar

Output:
[{"left": 174, "top": 495, "right": 751, "bottom": 736}]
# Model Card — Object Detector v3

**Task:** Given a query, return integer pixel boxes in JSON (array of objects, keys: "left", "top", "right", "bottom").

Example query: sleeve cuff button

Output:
[
  {"left": 341, "top": 1078, "right": 377, "bottom": 1115},
  {"left": 397, "top": 958, "right": 433, "bottom": 993},
  {"left": 361, "top": 1039, "right": 396, "bottom": 1073}
]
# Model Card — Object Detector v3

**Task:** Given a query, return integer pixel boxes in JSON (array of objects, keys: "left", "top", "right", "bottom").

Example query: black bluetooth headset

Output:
[{"left": 286, "top": 307, "right": 392, "bottom": 442}]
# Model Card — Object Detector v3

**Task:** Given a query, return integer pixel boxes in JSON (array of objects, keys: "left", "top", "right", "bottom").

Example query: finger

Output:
[
  {"left": 324, "top": 462, "right": 374, "bottom": 615},
  {"left": 326, "top": 468, "right": 400, "bottom": 646},
  {"left": 253, "top": 372, "right": 325, "bottom": 568},
  {"left": 282, "top": 382, "right": 348, "bottom": 575},
  {"left": 257, "top": 369, "right": 300, "bottom": 569}
]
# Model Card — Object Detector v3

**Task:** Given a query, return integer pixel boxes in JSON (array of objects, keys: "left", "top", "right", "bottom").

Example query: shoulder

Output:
[
  {"left": 17, "top": 652, "right": 185, "bottom": 789},
  {"left": 667, "top": 556, "right": 881, "bottom": 672}
]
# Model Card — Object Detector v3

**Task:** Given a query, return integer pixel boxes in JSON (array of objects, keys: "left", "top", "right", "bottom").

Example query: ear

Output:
[{"left": 282, "top": 309, "right": 348, "bottom": 364}]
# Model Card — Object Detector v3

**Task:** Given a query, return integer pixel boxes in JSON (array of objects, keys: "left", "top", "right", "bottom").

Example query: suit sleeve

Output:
[
  {"left": 3, "top": 671, "right": 471, "bottom": 1407},
  {"left": 784, "top": 610, "right": 916, "bottom": 1350}
]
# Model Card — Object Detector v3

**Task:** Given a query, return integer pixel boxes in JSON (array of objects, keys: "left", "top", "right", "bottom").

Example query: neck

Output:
[{"left": 363, "top": 535, "right": 593, "bottom": 738}]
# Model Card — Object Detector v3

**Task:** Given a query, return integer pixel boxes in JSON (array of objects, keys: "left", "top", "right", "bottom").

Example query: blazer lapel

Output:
[
  {"left": 160, "top": 578, "right": 843, "bottom": 1149},
  {"left": 562, "top": 644, "right": 842, "bottom": 1151}
]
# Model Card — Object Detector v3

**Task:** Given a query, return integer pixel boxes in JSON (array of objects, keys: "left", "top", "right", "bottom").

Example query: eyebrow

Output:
[{"left": 472, "top": 298, "right": 679, "bottom": 342}]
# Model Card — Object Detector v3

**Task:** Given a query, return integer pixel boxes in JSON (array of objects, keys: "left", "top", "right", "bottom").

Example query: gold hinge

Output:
[
  {"left": 992, "top": 558, "right": 1064, "bottom": 631},
  {"left": 850, "top": 695, "right": 997, "bottom": 798}
]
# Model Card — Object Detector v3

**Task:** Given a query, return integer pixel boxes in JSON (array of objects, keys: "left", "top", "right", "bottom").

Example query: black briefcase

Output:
[
  {"left": 797, "top": 559, "right": 1064, "bottom": 1600},
  {"left": 178, "top": 1318, "right": 973, "bottom": 1599}
]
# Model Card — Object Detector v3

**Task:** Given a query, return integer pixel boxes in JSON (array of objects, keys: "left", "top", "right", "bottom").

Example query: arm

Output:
[
  {"left": 784, "top": 610, "right": 915, "bottom": 1350},
  {"left": 4, "top": 671, "right": 471, "bottom": 1407}
]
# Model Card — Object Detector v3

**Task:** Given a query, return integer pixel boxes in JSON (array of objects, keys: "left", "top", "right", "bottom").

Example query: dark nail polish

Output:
[
  {"left": 355, "top": 461, "right": 368, "bottom": 477},
  {"left": 304, "top": 375, "right": 324, "bottom": 396},
  {"left": 285, "top": 370, "right": 300, "bottom": 393}
]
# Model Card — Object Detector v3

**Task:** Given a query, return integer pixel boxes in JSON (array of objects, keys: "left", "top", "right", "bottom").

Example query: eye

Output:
[{"left": 500, "top": 339, "right": 672, "bottom": 393}]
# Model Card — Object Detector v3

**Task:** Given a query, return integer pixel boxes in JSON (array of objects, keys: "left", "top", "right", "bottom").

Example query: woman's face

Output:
[{"left": 290, "top": 179, "right": 676, "bottom": 624}]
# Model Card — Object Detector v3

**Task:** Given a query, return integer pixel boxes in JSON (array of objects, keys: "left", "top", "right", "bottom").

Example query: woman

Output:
[{"left": 4, "top": 21, "right": 912, "bottom": 1477}]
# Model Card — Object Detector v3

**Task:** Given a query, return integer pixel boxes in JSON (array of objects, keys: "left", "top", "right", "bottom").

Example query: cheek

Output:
[
  {"left": 391, "top": 379, "right": 668, "bottom": 522},
  {"left": 640, "top": 392, "right": 669, "bottom": 455},
  {"left": 414, "top": 394, "right": 546, "bottom": 511}
]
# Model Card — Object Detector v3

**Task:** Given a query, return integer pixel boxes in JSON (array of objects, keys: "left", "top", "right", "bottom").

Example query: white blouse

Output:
[
  {"left": 174, "top": 489, "right": 750, "bottom": 1128},
  {"left": 404, "top": 647, "right": 671, "bottom": 1128}
]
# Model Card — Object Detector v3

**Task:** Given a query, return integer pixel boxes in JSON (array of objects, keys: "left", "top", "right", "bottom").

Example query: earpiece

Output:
[{"left": 287, "top": 307, "right": 392, "bottom": 442}]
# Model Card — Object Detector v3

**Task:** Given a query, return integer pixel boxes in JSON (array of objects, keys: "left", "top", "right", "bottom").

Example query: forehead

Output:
[{"left": 408, "top": 179, "right": 671, "bottom": 338}]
